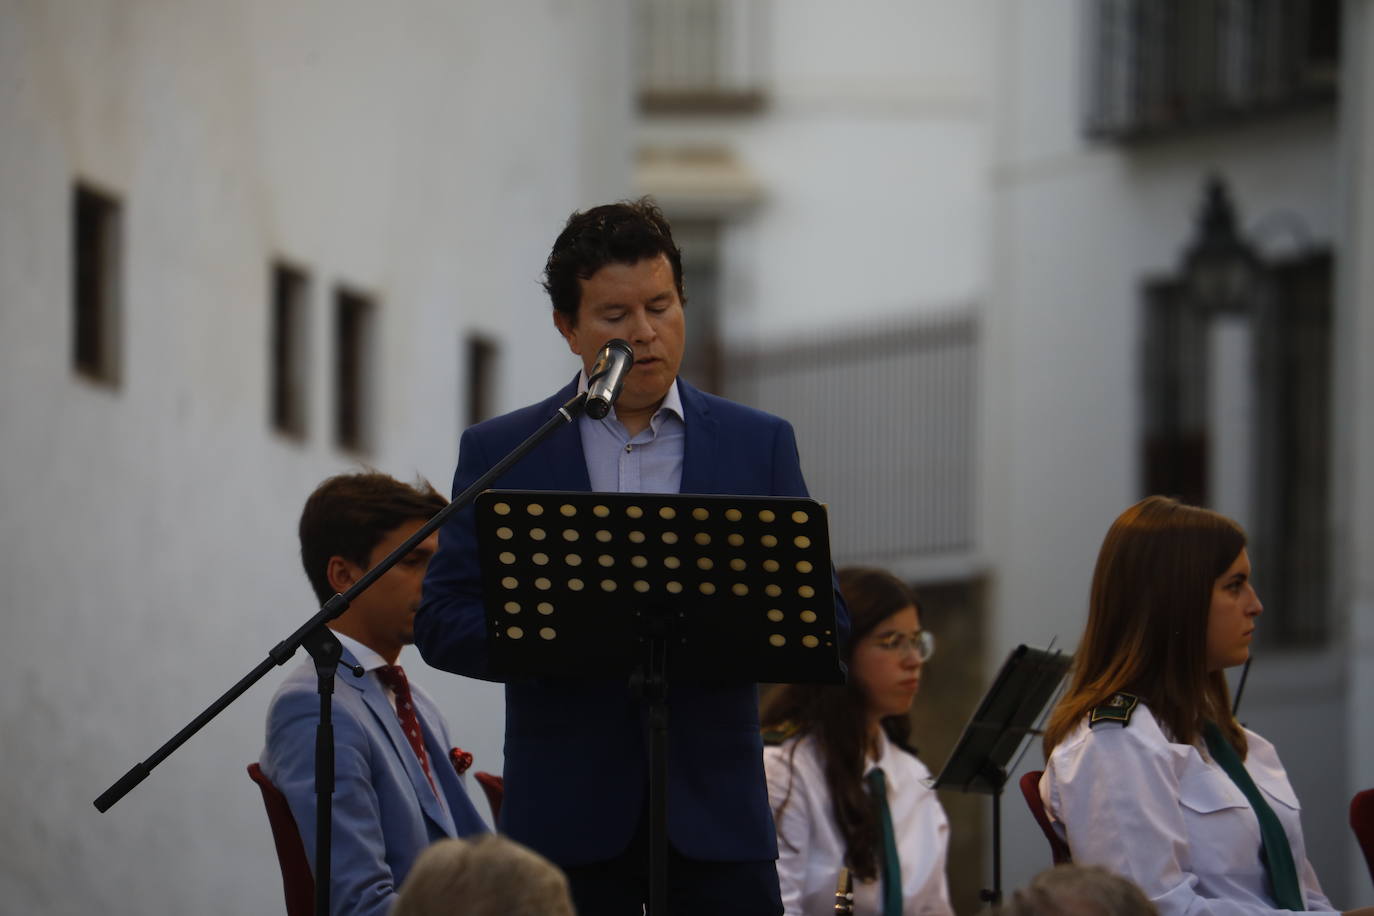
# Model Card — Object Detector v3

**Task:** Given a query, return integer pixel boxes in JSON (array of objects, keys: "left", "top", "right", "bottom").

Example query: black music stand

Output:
[
  {"left": 475, "top": 489, "right": 846, "bottom": 916},
  {"left": 933, "top": 644, "right": 1070, "bottom": 907}
]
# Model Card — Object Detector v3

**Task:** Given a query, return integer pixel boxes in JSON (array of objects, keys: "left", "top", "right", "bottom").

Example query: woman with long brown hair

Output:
[
  {"left": 762, "top": 567, "right": 953, "bottom": 916},
  {"left": 1040, "top": 496, "right": 1368, "bottom": 914}
]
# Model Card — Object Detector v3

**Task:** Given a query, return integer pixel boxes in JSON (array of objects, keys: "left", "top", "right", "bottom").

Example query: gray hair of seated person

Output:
[
  {"left": 391, "top": 835, "right": 576, "bottom": 916},
  {"left": 1000, "top": 864, "right": 1158, "bottom": 916}
]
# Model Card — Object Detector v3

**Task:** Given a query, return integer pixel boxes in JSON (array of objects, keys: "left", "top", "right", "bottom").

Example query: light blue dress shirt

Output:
[{"left": 576, "top": 373, "right": 685, "bottom": 494}]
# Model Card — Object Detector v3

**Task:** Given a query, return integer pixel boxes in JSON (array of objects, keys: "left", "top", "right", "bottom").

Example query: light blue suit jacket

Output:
[{"left": 261, "top": 648, "right": 488, "bottom": 916}]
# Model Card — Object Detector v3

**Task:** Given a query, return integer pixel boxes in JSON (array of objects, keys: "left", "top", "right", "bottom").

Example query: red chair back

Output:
[
  {"left": 1018, "top": 769, "right": 1072, "bottom": 865},
  {"left": 1352, "top": 788, "right": 1374, "bottom": 885},
  {"left": 247, "top": 763, "right": 315, "bottom": 916},
  {"left": 248, "top": 750, "right": 491, "bottom": 913},
  {"left": 474, "top": 770, "right": 504, "bottom": 822}
]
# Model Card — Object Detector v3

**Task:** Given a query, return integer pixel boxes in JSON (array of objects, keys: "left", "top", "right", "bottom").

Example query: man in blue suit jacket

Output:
[
  {"left": 262, "top": 473, "right": 488, "bottom": 916},
  {"left": 417, "top": 199, "right": 848, "bottom": 915}
]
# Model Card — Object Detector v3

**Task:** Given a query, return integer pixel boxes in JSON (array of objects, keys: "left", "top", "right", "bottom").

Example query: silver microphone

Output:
[{"left": 585, "top": 339, "right": 635, "bottom": 419}]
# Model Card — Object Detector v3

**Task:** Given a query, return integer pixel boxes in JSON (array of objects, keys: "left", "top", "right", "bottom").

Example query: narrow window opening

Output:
[
  {"left": 335, "top": 288, "right": 376, "bottom": 452},
  {"left": 72, "top": 184, "right": 122, "bottom": 385},
  {"left": 465, "top": 334, "right": 499, "bottom": 429},
  {"left": 270, "top": 262, "right": 310, "bottom": 439}
]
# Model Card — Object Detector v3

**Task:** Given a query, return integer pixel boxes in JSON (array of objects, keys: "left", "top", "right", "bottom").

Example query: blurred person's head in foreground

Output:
[
  {"left": 1000, "top": 864, "right": 1158, "bottom": 916},
  {"left": 391, "top": 834, "right": 576, "bottom": 916}
]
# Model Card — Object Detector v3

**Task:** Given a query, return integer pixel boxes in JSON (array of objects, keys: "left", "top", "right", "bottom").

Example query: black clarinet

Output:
[{"left": 834, "top": 867, "right": 855, "bottom": 914}]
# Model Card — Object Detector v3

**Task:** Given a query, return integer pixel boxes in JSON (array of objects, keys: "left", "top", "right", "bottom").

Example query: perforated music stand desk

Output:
[
  {"left": 475, "top": 490, "right": 845, "bottom": 685},
  {"left": 475, "top": 489, "right": 844, "bottom": 916},
  {"left": 933, "top": 644, "right": 1070, "bottom": 906}
]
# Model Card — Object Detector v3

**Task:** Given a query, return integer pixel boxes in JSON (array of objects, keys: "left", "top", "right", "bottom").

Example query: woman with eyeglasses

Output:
[
  {"left": 1040, "top": 496, "right": 1372, "bottom": 915},
  {"left": 761, "top": 566, "right": 953, "bottom": 916}
]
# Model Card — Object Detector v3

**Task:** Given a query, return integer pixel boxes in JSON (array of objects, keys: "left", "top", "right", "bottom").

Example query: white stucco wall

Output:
[
  {"left": 0, "top": 1, "right": 630, "bottom": 912},
  {"left": 640, "top": 0, "right": 996, "bottom": 344}
]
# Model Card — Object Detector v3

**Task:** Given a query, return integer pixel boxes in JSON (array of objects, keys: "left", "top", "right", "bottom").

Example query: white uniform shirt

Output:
[
  {"left": 764, "top": 729, "right": 954, "bottom": 916},
  {"left": 1040, "top": 702, "right": 1335, "bottom": 915}
]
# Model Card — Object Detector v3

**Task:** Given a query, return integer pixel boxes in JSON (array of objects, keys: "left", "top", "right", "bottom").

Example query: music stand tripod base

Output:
[{"left": 933, "top": 644, "right": 1070, "bottom": 907}]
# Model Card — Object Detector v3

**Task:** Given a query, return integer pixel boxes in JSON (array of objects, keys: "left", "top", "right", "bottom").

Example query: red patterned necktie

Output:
[{"left": 375, "top": 665, "right": 438, "bottom": 797}]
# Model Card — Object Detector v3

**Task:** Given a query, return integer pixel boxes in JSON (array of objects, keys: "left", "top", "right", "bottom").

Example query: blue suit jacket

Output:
[
  {"left": 416, "top": 378, "right": 849, "bottom": 866},
  {"left": 261, "top": 648, "right": 488, "bottom": 916}
]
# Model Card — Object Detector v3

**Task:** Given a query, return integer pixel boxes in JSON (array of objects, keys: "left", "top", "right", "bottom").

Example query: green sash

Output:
[
  {"left": 865, "top": 768, "right": 903, "bottom": 916},
  {"left": 1202, "top": 721, "right": 1304, "bottom": 911}
]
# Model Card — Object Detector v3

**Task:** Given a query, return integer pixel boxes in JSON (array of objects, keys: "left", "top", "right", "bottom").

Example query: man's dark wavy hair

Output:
[
  {"left": 541, "top": 196, "right": 685, "bottom": 323},
  {"left": 298, "top": 472, "right": 445, "bottom": 603}
]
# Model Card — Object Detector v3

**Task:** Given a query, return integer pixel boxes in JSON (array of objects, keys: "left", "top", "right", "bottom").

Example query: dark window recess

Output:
[
  {"left": 1085, "top": 0, "right": 1340, "bottom": 142},
  {"left": 1140, "top": 279, "right": 1210, "bottom": 506},
  {"left": 335, "top": 289, "right": 375, "bottom": 452},
  {"left": 1251, "top": 255, "right": 1332, "bottom": 646},
  {"left": 270, "top": 263, "right": 310, "bottom": 438},
  {"left": 73, "top": 184, "right": 122, "bottom": 385},
  {"left": 1139, "top": 254, "right": 1332, "bottom": 647},
  {"left": 465, "top": 335, "right": 498, "bottom": 429},
  {"left": 674, "top": 217, "right": 724, "bottom": 395}
]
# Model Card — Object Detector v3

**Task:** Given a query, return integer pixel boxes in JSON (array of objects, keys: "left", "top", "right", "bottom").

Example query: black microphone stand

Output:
[
  {"left": 1232, "top": 656, "right": 1253, "bottom": 716},
  {"left": 94, "top": 390, "right": 590, "bottom": 916}
]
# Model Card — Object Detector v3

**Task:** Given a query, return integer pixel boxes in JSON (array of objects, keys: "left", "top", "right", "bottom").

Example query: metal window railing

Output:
[
  {"left": 722, "top": 310, "right": 978, "bottom": 565},
  {"left": 1084, "top": 0, "right": 1339, "bottom": 142},
  {"left": 635, "top": 0, "right": 769, "bottom": 113}
]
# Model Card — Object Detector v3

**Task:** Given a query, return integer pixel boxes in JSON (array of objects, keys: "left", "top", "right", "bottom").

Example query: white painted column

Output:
[{"left": 1336, "top": 0, "right": 1374, "bottom": 901}]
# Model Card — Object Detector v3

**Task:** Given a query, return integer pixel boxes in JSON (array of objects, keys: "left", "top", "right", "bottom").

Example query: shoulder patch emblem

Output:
[
  {"left": 1089, "top": 692, "right": 1139, "bottom": 729},
  {"left": 762, "top": 720, "right": 802, "bottom": 746}
]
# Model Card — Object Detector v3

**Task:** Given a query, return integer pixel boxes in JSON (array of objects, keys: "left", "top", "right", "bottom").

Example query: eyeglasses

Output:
[{"left": 873, "top": 630, "right": 935, "bottom": 662}]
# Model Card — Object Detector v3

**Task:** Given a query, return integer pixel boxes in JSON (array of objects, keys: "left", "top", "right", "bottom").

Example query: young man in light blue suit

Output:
[
  {"left": 262, "top": 474, "right": 488, "bottom": 916},
  {"left": 417, "top": 199, "right": 849, "bottom": 915}
]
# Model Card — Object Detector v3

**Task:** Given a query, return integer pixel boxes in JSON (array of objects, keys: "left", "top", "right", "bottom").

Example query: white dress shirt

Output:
[
  {"left": 332, "top": 631, "right": 399, "bottom": 708},
  {"left": 764, "top": 729, "right": 954, "bottom": 916},
  {"left": 1040, "top": 702, "right": 1335, "bottom": 915}
]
